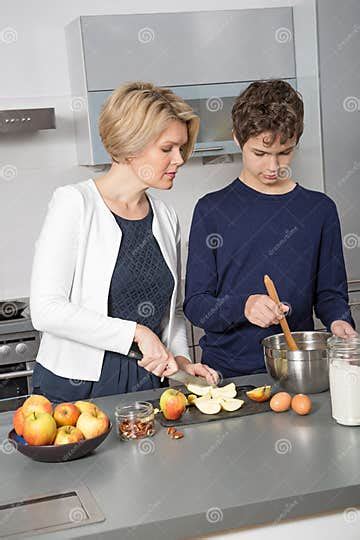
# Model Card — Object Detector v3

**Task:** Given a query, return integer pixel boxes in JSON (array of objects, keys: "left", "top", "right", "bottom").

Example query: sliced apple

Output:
[
  {"left": 186, "top": 383, "right": 212, "bottom": 396},
  {"left": 210, "top": 383, "right": 237, "bottom": 400},
  {"left": 246, "top": 385, "right": 272, "bottom": 402},
  {"left": 194, "top": 397, "right": 221, "bottom": 415},
  {"left": 219, "top": 398, "right": 244, "bottom": 412},
  {"left": 194, "top": 395, "right": 211, "bottom": 403}
]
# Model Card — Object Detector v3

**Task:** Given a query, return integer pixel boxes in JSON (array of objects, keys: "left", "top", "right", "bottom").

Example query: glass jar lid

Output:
[
  {"left": 327, "top": 335, "right": 360, "bottom": 353},
  {"left": 115, "top": 400, "right": 153, "bottom": 421}
]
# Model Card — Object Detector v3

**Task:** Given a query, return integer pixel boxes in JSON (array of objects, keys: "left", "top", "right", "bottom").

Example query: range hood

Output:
[{"left": 0, "top": 108, "right": 56, "bottom": 133}]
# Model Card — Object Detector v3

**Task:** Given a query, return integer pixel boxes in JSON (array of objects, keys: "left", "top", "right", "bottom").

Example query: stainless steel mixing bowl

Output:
[{"left": 262, "top": 331, "right": 332, "bottom": 394}]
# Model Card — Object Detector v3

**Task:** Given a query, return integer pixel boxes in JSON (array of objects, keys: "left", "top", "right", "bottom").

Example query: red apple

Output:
[
  {"left": 159, "top": 389, "right": 187, "bottom": 420},
  {"left": 22, "top": 411, "right": 57, "bottom": 446},
  {"left": 76, "top": 409, "right": 109, "bottom": 439},
  {"left": 13, "top": 407, "right": 25, "bottom": 436},
  {"left": 53, "top": 402, "right": 81, "bottom": 427},
  {"left": 22, "top": 394, "right": 52, "bottom": 417},
  {"left": 54, "top": 425, "right": 84, "bottom": 445}
]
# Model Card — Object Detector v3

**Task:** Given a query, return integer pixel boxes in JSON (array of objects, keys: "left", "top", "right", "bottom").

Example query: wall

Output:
[{"left": 0, "top": 0, "right": 323, "bottom": 299}]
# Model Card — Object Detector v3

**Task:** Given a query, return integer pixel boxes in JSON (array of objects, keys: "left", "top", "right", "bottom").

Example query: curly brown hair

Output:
[{"left": 232, "top": 80, "right": 304, "bottom": 148}]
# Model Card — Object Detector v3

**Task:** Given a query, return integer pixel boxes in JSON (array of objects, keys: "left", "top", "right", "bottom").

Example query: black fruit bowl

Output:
[{"left": 8, "top": 423, "right": 112, "bottom": 463}]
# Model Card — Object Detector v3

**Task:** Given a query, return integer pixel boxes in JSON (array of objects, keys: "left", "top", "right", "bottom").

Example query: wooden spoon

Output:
[{"left": 264, "top": 274, "right": 298, "bottom": 351}]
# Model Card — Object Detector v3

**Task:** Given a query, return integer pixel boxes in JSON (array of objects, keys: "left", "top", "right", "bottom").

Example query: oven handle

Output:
[{"left": 0, "top": 369, "right": 33, "bottom": 380}]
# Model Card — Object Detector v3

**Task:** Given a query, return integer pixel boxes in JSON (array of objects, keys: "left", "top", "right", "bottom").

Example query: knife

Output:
[{"left": 127, "top": 345, "right": 214, "bottom": 388}]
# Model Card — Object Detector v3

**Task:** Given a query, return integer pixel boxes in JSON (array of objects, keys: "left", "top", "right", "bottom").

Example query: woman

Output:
[{"left": 30, "top": 81, "right": 219, "bottom": 403}]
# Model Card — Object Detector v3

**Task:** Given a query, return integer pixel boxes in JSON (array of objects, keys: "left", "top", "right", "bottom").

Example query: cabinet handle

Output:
[{"left": 193, "top": 146, "right": 225, "bottom": 153}]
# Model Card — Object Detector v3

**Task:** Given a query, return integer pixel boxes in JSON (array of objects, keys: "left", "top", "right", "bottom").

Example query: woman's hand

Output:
[
  {"left": 134, "top": 324, "right": 178, "bottom": 377},
  {"left": 330, "top": 320, "right": 358, "bottom": 339},
  {"left": 244, "top": 294, "right": 289, "bottom": 328},
  {"left": 175, "top": 356, "right": 220, "bottom": 386}
]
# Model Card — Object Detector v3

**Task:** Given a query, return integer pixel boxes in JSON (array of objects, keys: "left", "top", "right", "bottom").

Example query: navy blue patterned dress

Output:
[
  {"left": 32, "top": 204, "right": 175, "bottom": 402},
  {"left": 90, "top": 206, "right": 174, "bottom": 396}
]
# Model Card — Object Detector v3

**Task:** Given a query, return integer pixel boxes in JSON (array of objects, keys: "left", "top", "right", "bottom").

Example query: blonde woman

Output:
[{"left": 30, "top": 82, "right": 219, "bottom": 402}]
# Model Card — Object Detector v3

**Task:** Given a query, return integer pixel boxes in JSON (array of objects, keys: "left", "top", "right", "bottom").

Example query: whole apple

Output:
[
  {"left": 53, "top": 403, "right": 81, "bottom": 427},
  {"left": 74, "top": 400, "right": 98, "bottom": 415},
  {"left": 76, "top": 409, "right": 109, "bottom": 439},
  {"left": 159, "top": 389, "right": 187, "bottom": 420},
  {"left": 22, "top": 394, "right": 52, "bottom": 417},
  {"left": 22, "top": 411, "right": 57, "bottom": 446},
  {"left": 13, "top": 407, "right": 25, "bottom": 436},
  {"left": 54, "top": 425, "right": 84, "bottom": 445}
]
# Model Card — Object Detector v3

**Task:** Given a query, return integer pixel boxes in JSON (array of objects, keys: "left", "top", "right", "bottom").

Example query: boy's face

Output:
[{"left": 236, "top": 131, "right": 297, "bottom": 187}]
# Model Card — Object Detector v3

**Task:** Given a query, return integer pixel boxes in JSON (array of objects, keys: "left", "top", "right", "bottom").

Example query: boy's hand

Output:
[
  {"left": 244, "top": 294, "right": 289, "bottom": 328},
  {"left": 330, "top": 320, "right": 358, "bottom": 339}
]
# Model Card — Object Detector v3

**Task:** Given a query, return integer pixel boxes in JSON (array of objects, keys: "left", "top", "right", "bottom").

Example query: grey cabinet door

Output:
[
  {"left": 317, "top": 0, "right": 360, "bottom": 282},
  {"left": 349, "top": 291, "right": 360, "bottom": 331},
  {"left": 80, "top": 9, "right": 295, "bottom": 90}
]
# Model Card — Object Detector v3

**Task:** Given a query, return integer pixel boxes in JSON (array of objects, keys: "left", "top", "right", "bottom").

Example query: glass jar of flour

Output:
[{"left": 328, "top": 335, "right": 360, "bottom": 426}]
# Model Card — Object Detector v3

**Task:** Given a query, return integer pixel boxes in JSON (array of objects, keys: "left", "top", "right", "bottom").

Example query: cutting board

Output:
[{"left": 150, "top": 384, "right": 271, "bottom": 427}]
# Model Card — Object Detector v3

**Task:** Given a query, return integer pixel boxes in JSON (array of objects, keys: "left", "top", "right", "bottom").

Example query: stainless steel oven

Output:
[
  {"left": 0, "top": 332, "right": 38, "bottom": 397},
  {"left": 0, "top": 299, "right": 40, "bottom": 411}
]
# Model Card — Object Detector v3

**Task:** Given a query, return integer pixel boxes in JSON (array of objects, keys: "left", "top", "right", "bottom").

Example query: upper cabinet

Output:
[{"left": 66, "top": 9, "right": 296, "bottom": 164}]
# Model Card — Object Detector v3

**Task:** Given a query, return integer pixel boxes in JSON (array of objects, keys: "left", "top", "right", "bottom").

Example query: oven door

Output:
[
  {"left": 0, "top": 361, "right": 35, "bottom": 412},
  {"left": 0, "top": 360, "right": 34, "bottom": 399}
]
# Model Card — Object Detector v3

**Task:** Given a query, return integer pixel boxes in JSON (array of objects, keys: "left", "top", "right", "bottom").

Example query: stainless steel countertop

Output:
[{"left": 1, "top": 373, "right": 360, "bottom": 539}]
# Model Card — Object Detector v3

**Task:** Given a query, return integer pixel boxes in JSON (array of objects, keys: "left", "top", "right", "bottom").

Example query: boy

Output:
[{"left": 184, "top": 80, "right": 356, "bottom": 378}]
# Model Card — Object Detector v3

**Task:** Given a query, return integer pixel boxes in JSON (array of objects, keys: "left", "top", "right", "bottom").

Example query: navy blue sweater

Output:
[{"left": 184, "top": 179, "right": 353, "bottom": 377}]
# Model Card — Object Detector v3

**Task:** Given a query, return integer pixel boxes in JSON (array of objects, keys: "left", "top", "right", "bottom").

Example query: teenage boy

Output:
[{"left": 184, "top": 80, "right": 356, "bottom": 378}]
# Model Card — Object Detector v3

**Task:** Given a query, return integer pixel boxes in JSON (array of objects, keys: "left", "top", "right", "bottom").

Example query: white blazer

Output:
[{"left": 30, "top": 178, "right": 190, "bottom": 381}]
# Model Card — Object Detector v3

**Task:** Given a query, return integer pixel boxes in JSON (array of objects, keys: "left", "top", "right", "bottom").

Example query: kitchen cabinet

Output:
[
  {"left": 317, "top": 0, "right": 360, "bottom": 285},
  {"left": 349, "top": 289, "right": 360, "bottom": 330},
  {"left": 69, "top": 9, "right": 295, "bottom": 91},
  {"left": 66, "top": 8, "right": 296, "bottom": 164}
]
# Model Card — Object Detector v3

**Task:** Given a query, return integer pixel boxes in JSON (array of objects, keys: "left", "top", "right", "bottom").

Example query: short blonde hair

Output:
[{"left": 98, "top": 81, "right": 200, "bottom": 163}]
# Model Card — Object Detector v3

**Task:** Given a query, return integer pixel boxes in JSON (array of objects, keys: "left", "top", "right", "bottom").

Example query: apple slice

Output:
[
  {"left": 219, "top": 398, "right": 244, "bottom": 412},
  {"left": 186, "top": 383, "right": 212, "bottom": 397},
  {"left": 194, "top": 398, "right": 221, "bottom": 415},
  {"left": 210, "top": 383, "right": 237, "bottom": 400},
  {"left": 193, "top": 395, "right": 211, "bottom": 404},
  {"left": 246, "top": 385, "right": 272, "bottom": 402}
]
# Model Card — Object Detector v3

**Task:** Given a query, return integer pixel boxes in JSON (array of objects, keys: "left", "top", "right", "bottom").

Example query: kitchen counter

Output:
[{"left": 1, "top": 373, "right": 359, "bottom": 539}]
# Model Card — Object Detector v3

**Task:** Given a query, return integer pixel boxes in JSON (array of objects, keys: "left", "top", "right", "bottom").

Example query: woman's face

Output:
[{"left": 128, "top": 120, "right": 189, "bottom": 190}]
